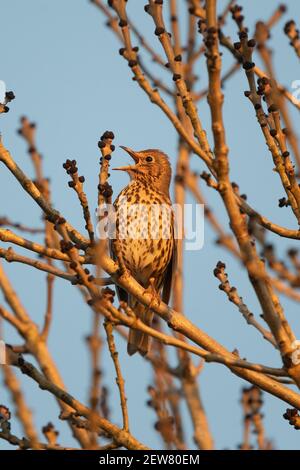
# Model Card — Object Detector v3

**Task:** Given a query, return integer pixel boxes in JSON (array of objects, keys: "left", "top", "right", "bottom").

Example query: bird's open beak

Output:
[{"left": 112, "top": 146, "right": 139, "bottom": 171}]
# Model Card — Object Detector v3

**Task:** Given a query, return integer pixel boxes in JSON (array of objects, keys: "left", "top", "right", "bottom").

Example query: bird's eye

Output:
[{"left": 145, "top": 156, "right": 153, "bottom": 162}]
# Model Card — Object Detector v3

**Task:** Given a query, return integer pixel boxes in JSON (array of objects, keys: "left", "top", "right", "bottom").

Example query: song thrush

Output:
[{"left": 112, "top": 147, "right": 176, "bottom": 356}]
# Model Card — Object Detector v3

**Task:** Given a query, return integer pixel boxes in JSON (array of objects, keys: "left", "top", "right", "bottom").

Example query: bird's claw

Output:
[{"left": 143, "top": 277, "right": 161, "bottom": 311}]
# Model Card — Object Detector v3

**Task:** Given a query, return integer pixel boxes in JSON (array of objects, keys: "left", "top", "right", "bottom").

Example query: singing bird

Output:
[{"left": 112, "top": 147, "right": 176, "bottom": 356}]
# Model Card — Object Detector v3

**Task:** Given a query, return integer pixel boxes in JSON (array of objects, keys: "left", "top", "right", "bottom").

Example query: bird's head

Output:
[{"left": 113, "top": 146, "right": 172, "bottom": 195}]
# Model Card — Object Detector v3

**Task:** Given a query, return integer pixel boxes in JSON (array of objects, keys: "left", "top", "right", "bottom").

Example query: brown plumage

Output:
[{"left": 111, "top": 146, "right": 176, "bottom": 356}]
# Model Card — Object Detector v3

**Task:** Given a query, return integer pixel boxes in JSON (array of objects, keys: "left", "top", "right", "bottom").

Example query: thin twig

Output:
[{"left": 104, "top": 319, "right": 129, "bottom": 432}]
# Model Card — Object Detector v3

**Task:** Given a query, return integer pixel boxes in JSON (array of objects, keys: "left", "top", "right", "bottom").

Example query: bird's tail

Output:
[{"left": 127, "top": 299, "right": 153, "bottom": 356}]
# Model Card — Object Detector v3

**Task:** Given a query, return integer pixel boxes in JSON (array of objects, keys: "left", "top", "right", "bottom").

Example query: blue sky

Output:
[{"left": 1, "top": 0, "right": 300, "bottom": 450}]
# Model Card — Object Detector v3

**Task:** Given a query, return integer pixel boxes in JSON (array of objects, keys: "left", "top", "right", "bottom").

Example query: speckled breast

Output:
[{"left": 114, "top": 180, "right": 174, "bottom": 286}]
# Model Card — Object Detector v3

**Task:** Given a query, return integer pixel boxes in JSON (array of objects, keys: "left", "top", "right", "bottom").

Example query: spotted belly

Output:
[
  {"left": 118, "top": 236, "right": 173, "bottom": 287},
  {"left": 114, "top": 182, "right": 174, "bottom": 287}
]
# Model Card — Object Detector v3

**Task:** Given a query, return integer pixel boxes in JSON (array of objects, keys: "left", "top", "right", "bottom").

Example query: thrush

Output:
[{"left": 111, "top": 147, "right": 176, "bottom": 356}]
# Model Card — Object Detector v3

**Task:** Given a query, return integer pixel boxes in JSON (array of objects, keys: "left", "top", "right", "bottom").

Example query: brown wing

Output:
[{"left": 161, "top": 236, "right": 177, "bottom": 305}]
